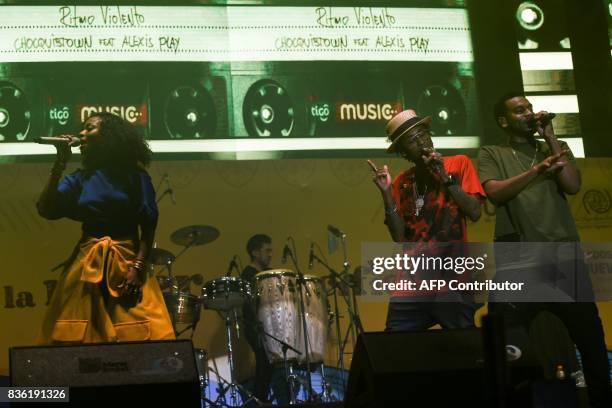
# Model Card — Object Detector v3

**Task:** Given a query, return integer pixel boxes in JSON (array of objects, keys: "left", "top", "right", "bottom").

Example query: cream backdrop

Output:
[{"left": 1, "top": 157, "right": 611, "bottom": 377}]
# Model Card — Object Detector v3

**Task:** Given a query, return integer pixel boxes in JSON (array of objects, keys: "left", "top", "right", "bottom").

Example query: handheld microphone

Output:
[
  {"left": 308, "top": 243, "right": 315, "bottom": 269},
  {"left": 530, "top": 112, "right": 556, "bottom": 127},
  {"left": 34, "top": 136, "right": 81, "bottom": 147},
  {"left": 327, "top": 225, "right": 346, "bottom": 239}
]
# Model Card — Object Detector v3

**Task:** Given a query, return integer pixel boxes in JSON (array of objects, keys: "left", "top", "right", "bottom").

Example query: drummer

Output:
[{"left": 241, "top": 234, "right": 274, "bottom": 403}]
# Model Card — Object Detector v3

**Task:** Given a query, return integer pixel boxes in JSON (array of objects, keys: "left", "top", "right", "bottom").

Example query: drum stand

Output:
[
  {"left": 213, "top": 311, "right": 263, "bottom": 408},
  {"left": 240, "top": 316, "right": 304, "bottom": 404},
  {"left": 155, "top": 239, "right": 200, "bottom": 338}
]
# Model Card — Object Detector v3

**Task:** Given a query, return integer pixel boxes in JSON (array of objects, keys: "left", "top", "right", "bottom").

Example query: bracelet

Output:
[
  {"left": 385, "top": 204, "right": 398, "bottom": 215},
  {"left": 131, "top": 259, "right": 146, "bottom": 271}
]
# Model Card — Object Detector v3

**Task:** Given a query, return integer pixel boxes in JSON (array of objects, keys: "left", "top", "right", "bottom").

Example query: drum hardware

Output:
[
  {"left": 287, "top": 365, "right": 298, "bottom": 405},
  {"left": 162, "top": 291, "right": 201, "bottom": 338},
  {"left": 198, "top": 342, "right": 258, "bottom": 408},
  {"left": 319, "top": 364, "right": 336, "bottom": 402},
  {"left": 162, "top": 224, "right": 220, "bottom": 288},
  {"left": 170, "top": 224, "right": 220, "bottom": 247},
  {"left": 150, "top": 247, "right": 179, "bottom": 292},
  {"left": 210, "top": 310, "right": 263, "bottom": 408},
  {"left": 238, "top": 315, "right": 303, "bottom": 405},
  {"left": 201, "top": 277, "right": 252, "bottom": 312},
  {"left": 156, "top": 225, "right": 220, "bottom": 339},
  {"left": 198, "top": 273, "right": 258, "bottom": 407},
  {"left": 149, "top": 247, "right": 176, "bottom": 266},
  {"left": 194, "top": 347, "right": 213, "bottom": 406}
]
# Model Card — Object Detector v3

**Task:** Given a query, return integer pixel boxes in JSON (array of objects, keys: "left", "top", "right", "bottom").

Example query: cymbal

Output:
[
  {"left": 170, "top": 225, "right": 220, "bottom": 247},
  {"left": 149, "top": 248, "right": 175, "bottom": 265}
]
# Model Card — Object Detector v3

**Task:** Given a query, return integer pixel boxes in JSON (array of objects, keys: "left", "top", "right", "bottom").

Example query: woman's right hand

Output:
[
  {"left": 367, "top": 159, "right": 392, "bottom": 193},
  {"left": 54, "top": 135, "right": 77, "bottom": 164}
]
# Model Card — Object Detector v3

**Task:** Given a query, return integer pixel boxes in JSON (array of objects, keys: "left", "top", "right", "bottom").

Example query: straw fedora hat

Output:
[{"left": 385, "top": 109, "right": 432, "bottom": 153}]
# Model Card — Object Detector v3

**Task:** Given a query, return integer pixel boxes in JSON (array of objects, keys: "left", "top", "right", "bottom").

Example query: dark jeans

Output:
[
  {"left": 243, "top": 303, "right": 273, "bottom": 403},
  {"left": 385, "top": 296, "right": 476, "bottom": 331},
  {"left": 490, "top": 302, "right": 612, "bottom": 408}
]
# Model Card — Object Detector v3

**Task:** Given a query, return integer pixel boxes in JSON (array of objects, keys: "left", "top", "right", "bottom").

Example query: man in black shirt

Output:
[{"left": 241, "top": 234, "right": 273, "bottom": 402}]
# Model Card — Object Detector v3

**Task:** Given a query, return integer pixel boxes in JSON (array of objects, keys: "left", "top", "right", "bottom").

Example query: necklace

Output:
[
  {"left": 511, "top": 141, "right": 539, "bottom": 171},
  {"left": 412, "top": 181, "right": 428, "bottom": 216}
]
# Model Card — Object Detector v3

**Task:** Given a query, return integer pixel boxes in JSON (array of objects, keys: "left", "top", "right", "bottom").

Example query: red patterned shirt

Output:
[{"left": 388, "top": 155, "right": 485, "bottom": 296}]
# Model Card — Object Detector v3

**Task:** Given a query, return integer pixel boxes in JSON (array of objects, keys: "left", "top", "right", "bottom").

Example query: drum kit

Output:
[{"left": 150, "top": 225, "right": 362, "bottom": 407}]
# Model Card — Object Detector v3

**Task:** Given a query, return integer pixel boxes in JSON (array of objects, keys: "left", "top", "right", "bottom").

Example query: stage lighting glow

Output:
[
  {"left": 528, "top": 94, "right": 579, "bottom": 113},
  {"left": 521, "top": 8, "right": 538, "bottom": 24},
  {"left": 517, "top": 2, "right": 544, "bottom": 31},
  {"left": 0, "top": 136, "right": 486, "bottom": 156},
  {"left": 186, "top": 111, "right": 198, "bottom": 125},
  {"left": 519, "top": 52, "right": 573, "bottom": 70},
  {"left": 438, "top": 109, "right": 449, "bottom": 121},
  {"left": 261, "top": 105, "right": 274, "bottom": 124},
  {"left": 0, "top": 109, "right": 8, "bottom": 127}
]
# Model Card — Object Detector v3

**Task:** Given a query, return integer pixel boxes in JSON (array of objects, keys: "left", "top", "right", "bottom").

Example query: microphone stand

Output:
[
  {"left": 238, "top": 316, "right": 303, "bottom": 404},
  {"left": 311, "top": 253, "right": 363, "bottom": 387},
  {"left": 155, "top": 173, "right": 175, "bottom": 205},
  {"left": 155, "top": 235, "right": 197, "bottom": 277},
  {"left": 155, "top": 187, "right": 174, "bottom": 204},
  {"left": 338, "top": 233, "right": 359, "bottom": 347},
  {"left": 285, "top": 237, "right": 314, "bottom": 402}
]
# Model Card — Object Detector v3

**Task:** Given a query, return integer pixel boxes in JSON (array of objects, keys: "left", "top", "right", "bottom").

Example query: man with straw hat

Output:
[{"left": 368, "top": 108, "right": 485, "bottom": 331}]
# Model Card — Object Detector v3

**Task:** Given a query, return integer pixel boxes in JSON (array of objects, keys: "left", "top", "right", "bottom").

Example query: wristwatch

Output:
[{"left": 443, "top": 174, "right": 458, "bottom": 187}]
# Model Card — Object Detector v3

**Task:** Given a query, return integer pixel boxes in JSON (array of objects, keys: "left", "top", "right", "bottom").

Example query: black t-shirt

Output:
[
  {"left": 241, "top": 265, "right": 260, "bottom": 347},
  {"left": 241, "top": 265, "right": 259, "bottom": 286}
]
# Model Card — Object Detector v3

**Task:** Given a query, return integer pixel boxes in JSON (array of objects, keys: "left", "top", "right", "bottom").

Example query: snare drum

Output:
[
  {"left": 201, "top": 277, "right": 252, "bottom": 311},
  {"left": 163, "top": 292, "right": 201, "bottom": 325}
]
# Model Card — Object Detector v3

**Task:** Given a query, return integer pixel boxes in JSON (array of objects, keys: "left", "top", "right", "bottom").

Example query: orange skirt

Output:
[{"left": 37, "top": 236, "right": 175, "bottom": 344}]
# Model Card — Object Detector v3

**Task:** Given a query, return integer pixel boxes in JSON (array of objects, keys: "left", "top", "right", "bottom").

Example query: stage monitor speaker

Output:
[
  {"left": 345, "top": 328, "right": 542, "bottom": 408},
  {"left": 10, "top": 339, "right": 200, "bottom": 407}
]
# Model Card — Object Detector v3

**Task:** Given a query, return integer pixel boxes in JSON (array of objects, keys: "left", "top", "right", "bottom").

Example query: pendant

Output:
[{"left": 415, "top": 197, "right": 424, "bottom": 216}]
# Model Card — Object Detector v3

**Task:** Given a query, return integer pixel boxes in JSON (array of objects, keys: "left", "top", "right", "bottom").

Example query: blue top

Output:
[{"left": 46, "top": 168, "right": 158, "bottom": 238}]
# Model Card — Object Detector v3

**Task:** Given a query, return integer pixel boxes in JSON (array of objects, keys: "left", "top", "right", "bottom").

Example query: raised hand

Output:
[
  {"left": 534, "top": 110, "right": 555, "bottom": 139},
  {"left": 367, "top": 159, "right": 392, "bottom": 192},
  {"left": 421, "top": 148, "right": 450, "bottom": 182}
]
